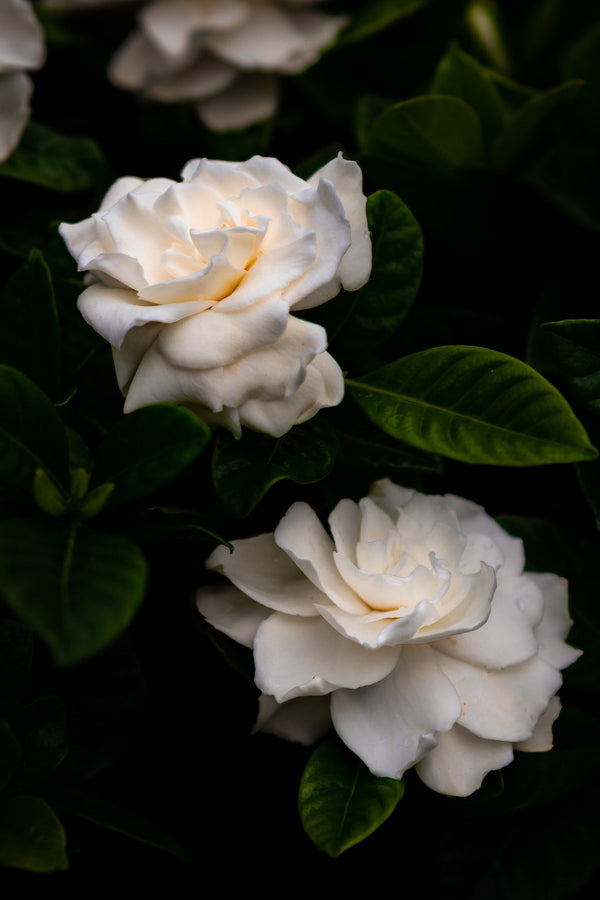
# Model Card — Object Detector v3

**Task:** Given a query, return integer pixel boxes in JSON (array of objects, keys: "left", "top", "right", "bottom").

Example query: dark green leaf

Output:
[
  {"left": 523, "top": 143, "right": 600, "bottom": 233},
  {"left": 13, "top": 696, "right": 68, "bottom": 787},
  {"left": 541, "top": 319, "right": 600, "bottom": 414},
  {"left": 0, "top": 122, "right": 106, "bottom": 192},
  {"left": 48, "top": 789, "right": 191, "bottom": 862},
  {"left": 0, "top": 518, "right": 148, "bottom": 666},
  {"left": 362, "top": 95, "right": 485, "bottom": 171},
  {"left": 92, "top": 404, "right": 211, "bottom": 508},
  {"left": 0, "top": 721, "right": 21, "bottom": 792},
  {"left": 563, "top": 23, "right": 600, "bottom": 104},
  {"left": 0, "top": 365, "right": 69, "bottom": 494},
  {"left": 338, "top": 0, "right": 426, "bottom": 45},
  {"left": 346, "top": 345, "right": 597, "bottom": 465},
  {"left": 211, "top": 417, "right": 339, "bottom": 518},
  {"left": 0, "top": 250, "right": 60, "bottom": 399},
  {"left": 0, "top": 620, "right": 32, "bottom": 718},
  {"left": 491, "top": 81, "right": 584, "bottom": 170},
  {"left": 318, "top": 190, "right": 423, "bottom": 355},
  {"left": 431, "top": 44, "right": 506, "bottom": 146},
  {"left": 338, "top": 429, "right": 443, "bottom": 473},
  {"left": 298, "top": 737, "right": 404, "bottom": 857},
  {"left": 122, "top": 507, "right": 232, "bottom": 550},
  {"left": 0, "top": 795, "right": 67, "bottom": 872}
]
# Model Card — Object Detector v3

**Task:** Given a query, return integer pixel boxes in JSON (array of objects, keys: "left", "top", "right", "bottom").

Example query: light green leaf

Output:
[
  {"left": 91, "top": 404, "right": 211, "bottom": 508},
  {"left": 346, "top": 345, "right": 597, "bottom": 465},
  {"left": 0, "top": 519, "right": 148, "bottom": 666},
  {"left": 432, "top": 44, "right": 506, "bottom": 146},
  {"left": 318, "top": 190, "right": 423, "bottom": 355},
  {"left": 0, "top": 365, "right": 69, "bottom": 495},
  {"left": 0, "top": 795, "right": 68, "bottom": 872},
  {"left": 362, "top": 95, "right": 485, "bottom": 171},
  {"left": 299, "top": 737, "right": 404, "bottom": 857},
  {"left": 541, "top": 320, "right": 600, "bottom": 414},
  {"left": 338, "top": 0, "right": 426, "bottom": 45},
  {"left": 0, "top": 122, "right": 106, "bottom": 192},
  {"left": 212, "top": 417, "right": 339, "bottom": 518}
]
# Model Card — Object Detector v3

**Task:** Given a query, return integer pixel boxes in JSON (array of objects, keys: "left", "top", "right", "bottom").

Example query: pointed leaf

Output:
[
  {"left": 299, "top": 737, "right": 404, "bottom": 857},
  {"left": 0, "top": 365, "right": 69, "bottom": 494},
  {"left": 92, "top": 404, "right": 211, "bottom": 508},
  {"left": 541, "top": 319, "right": 600, "bottom": 414},
  {"left": 362, "top": 95, "right": 485, "bottom": 171},
  {"left": 338, "top": 0, "right": 426, "bottom": 45},
  {"left": 316, "top": 190, "right": 423, "bottom": 355},
  {"left": 0, "top": 518, "right": 148, "bottom": 666},
  {"left": 0, "top": 122, "right": 106, "bottom": 192},
  {"left": 0, "top": 795, "right": 67, "bottom": 872},
  {"left": 0, "top": 250, "right": 60, "bottom": 399},
  {"left": 346, "top": 346, "right": 597, "bottom": 465},
  {"left": 212, "top": 417, "right": 339, "bottom": 518}
]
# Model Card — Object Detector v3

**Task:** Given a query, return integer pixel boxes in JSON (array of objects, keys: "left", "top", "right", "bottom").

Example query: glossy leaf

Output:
[
  {"left": 362, "top": 95, "right": 485, "bottom": 171},
  {"left": 212, "top": 417, "right": 339, "bottom": 518},
  {"left": 432, "top": 44, "right": 506, "bottom": 146},
  {"left": 318, "top": 190, "right": 423, "bottom": 355},
  {"left": 338, "top": 0, "right": 426, "bottom": 45},
  {"left": 0, "top": 720, "right": 21, "bottom": 791},
  {"left": 541, "top": 319, "right": 600, "bottom": 414},
  {"left": 92, "top": 404, "right": 211, "bottom": 508},
  {"left": 0, "top": 519, "right": 148, "bottom": 666},
  {"left": 299, "top": 737, "right": 404, "bottom": 857},
  {"left": 0, "top": 795, "right": 67, "bottom": 872},
  {"left": 0, "top": 250, "right": 60, "bottom": 399},
  {"left": 491, "top": 81, "right": 584, "bottom": 170},
  {"left": 346, "top": 345, "right": 597, "bottom": 465},
  {"left": 0, "top": 122, "right": 106, "bottom": 192},
  {"left": 0, "top": 365, "right": 69, "bottom": 494}
]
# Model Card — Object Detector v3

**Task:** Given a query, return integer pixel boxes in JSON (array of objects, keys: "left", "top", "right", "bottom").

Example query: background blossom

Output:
[
  {"left": 199, "top": 478, "right": 580, "bottom": 796},
  {"left": 0, "top": 0, "right": 45, "bottom": 161}
]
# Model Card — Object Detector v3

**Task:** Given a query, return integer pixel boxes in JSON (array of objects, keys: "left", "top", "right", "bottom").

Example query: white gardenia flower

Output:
[
  {"left": 106, "top": 0, "right": 347, "bottom": 131},
  {"left": 60, "top": 153, "right": 370, "bottom": 437},
  {"left": 0, "top": 0, "right": 45, "bottom": 162},
  {"left": 198, "top": 479, "right": 581, "bottom": 796}
]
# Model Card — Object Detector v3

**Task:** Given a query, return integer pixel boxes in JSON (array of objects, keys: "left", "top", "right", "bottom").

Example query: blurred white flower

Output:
[
  {"left": 0, "top": 0, "right": 45, "bottom": 162},
  {"left": 107, "top": 0, "right": 347, "bottom": 131},
  {"left": 199, "top": 478, "right": 581, "bottom": 796},
  {"left": 60, "top": 153, "right": 370, "bottom": 437}
]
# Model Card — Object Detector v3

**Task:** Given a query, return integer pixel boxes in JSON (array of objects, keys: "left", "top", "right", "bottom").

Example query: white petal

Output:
[
  {"left": 307, "top": 154, "right": 371, "bottom": 293},
  {"left": 274, "top": 502, "right": 367, "bottom": 614},
  {"left": 253, "top": 694, "right": 331, "bottom": 745},
  {"left": 0, "top": 0, "right": 45, "bottom": 74},
  {"left": 328, "top": 499, "right": 361, "bottom": 565},
  {"left": 196, "top": 583, "right": 269, "bottom": 648},
  {"left": 0, "top": 72, "right": 31, "bottom": 162},
  {"left": 109, "top": 31, "right": 176, "bottom": 93},
  {"left": 437, "top": 652, "right": 563, "bottom": 742},
  {"left": 254, "top": 613, "right": 399, "bottom": 702},
  {"left": 206, "top": 533, "right": 323, "bottom": 616},
  {"left": 196, "top": 73, "right": 279, "bottom": 131},
  {"left": 445, "top": 494, "right": 525, "bottom": 576},
  {"left": 140, "top": 0, "right": 248, "bottom": 61},
  {"left": 368, "top": 478, "right": 415, "bottom": 520},
  {"left": 516, "top": 695, "right": 562, "bottom": 751},
  {"left": 123, "top": 343, "right": 225, "bottom": 412},
  {"left": 112, "top": 322, "right": 162, "bottom": 392},
  {"left": 416, "top": 724, "right": 514, "bottom": 796},
  {"left": 411, "top": 565, "right": 496, "bottom": 642},
  {"left": 331, "top": 644, "right": 461, "bottom": 779},
  {"left": 529, "top": 573, "right": 582, "bottom": 669},
  {"left": 145, "top": 54, "right": 238, "bottom": 102}
]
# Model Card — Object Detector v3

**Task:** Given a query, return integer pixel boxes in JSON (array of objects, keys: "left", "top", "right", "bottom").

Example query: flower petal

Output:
[
  {"left": 196, "top": 73, "right": 279, "bottom": 131},
  {"left": 0, "top": 72, "right": 31, "bottom": 162},
  {"left": 529, "top": 573, "right": 582, "bottom": 669},
  {"left": 140, "top": 0, "right": 248, "bottom": 61},
  {"left": 196, "top": 583, "right": 270, "bottom": 648},
  {"left": 515, "top": 695, "right": 561, "bottom": 751},
  {"left": 253, "top": 694, "right": 332, "bottom": 745},
  {"left": 145, "top": 53, "right": 238, "bottom": 102},
  {"left": 416, "top": 723, "right": 513, "bottom": 796},
  {"left": 0, "top": 0, "right": 45, "bottom": 74},
  {"left": 331, "top": 644, "right": 461, "bottom": 779}
]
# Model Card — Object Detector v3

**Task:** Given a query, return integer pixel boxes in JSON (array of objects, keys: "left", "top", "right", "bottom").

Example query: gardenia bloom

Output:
[
  {"left": 0, "top": 0, "right": 45, "bottom": 162},
  {"left": 107, "top": 0, "right": 347, "bottom": 131},
  {"left": 60, "top": 153, "right": 370, "bottom": 437},
  {"left": 198, "top": 479, "right": 581, "bottom": 796}
]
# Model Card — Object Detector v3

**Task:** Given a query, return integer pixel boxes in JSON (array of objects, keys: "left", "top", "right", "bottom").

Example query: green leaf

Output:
[
  {"left": 362, "top": 95, "right": 485, "bottom": 171},
  {"left": 338, "top": 0, "right": 427, "bottom": 45},
  {"left": 317, "top": 190, "right": 424, "bottom": 355},
  {"left": 91, "top": 404, "right": 211, "bottom": 508},
  {"left": 212, "top": 417, "right": 339, "bottom": 518},
  {"left": 0, "top": 122, "right": 106, "bottom": 192},
  {"left": 523, "top": 143, "right": 600, "bottom": 233},
  {"left": 0, "top": 365, "right": 69, "bottom": 494},
  {"left": 346, "top": 345, "right": 597, "bottom": 466},
  {"left": 0, "top": 250, "right": 60, "bottom": 399},
  {"left": 491, "top": 81, "right": 584, "bottom": 170},
  {"left": 0, "top": 795, "right": 67, "bottom": 872},
  {"left": 0, "top": 620, "right": 32, "bottom": 719},
  {"left": 0, "top": 721, "right": 21, "bottom": 792},
  {"left": 338, "top": 429, "right": 443, "bottom": 473},
  {"left": 563, "top": 23, "right": 600, "bottom": 104},
  {"left": 0, "top": 519, "right": 148, "bottom": 666},
  {"left": 47, "top": 789, "right": 191, "bottom": 862},
  {"left": 431, "top": 44, "right": 506, "bottom": 146},
  {"left": 298, "top": 737, "right": 404, "bottom": 857},
  {"left": 541, "top": 319, "right": 600, "bottom": 414}
]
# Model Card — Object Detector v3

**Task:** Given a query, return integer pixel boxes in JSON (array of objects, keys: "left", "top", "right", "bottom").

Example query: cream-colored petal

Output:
[
  {"left": 0, "top": 0, "right": 45, "bottom": 74},
  {"left": 140, "top": 0, "right": 248, "bottom": 61},
  {"left": 331, "top": 644, "right": 461, "bottom": 779},
  {"left": 145, "top": 53, "right": 237, "bottom": 102},
  {"left": 196, "top": 73, "right": 279, "bottom": 131},
  {"left": 196, "top": 583, "right": 270, "bottom": 648},
  {"left": 368, "top": 478, "right": 415, "bottom": 520},
  {"left": 529, "top": 573, "right": 582, "bottom": 669},
  {"left": 253, "top": 694, "right": 332, "bottom": 745},
  {"left": 515, "top": 695, "right": 561, "bottom": 751},
  {"left": 446, "top": 494, "right": 525, "bottom": 576},
  {"left": 328, "top": 499, "right": 361, "bottom": 565},
  {"left": 0, "top": 72, "right": 31, "bottom": 162},
  {"left": 109, "top": 31, "right": 177, "bottom": 93},
  {"left": 416, "top": 723, "right": 514, "bottom": 796}
]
